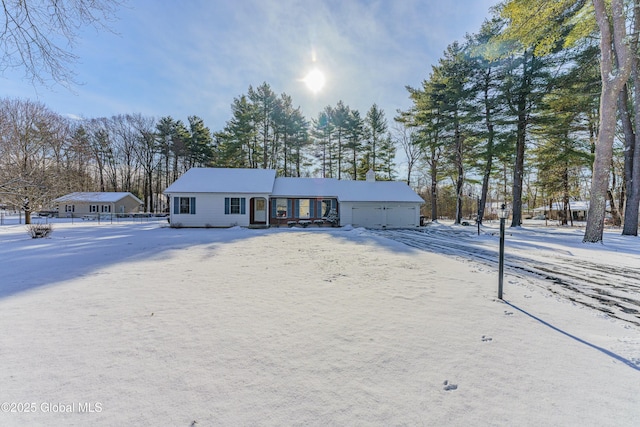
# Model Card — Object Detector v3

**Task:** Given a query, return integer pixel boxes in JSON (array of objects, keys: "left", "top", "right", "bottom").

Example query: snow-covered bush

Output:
[{"left": 27, "top": 223, "right": 53, "bottom": 238}]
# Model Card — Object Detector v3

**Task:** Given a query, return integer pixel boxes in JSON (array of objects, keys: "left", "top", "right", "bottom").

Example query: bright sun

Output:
[{"left": 303, "top": 68, "right": 326, "bottom": 93}]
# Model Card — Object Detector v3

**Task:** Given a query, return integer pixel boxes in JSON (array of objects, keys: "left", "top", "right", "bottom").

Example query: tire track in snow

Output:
[{"left": 370, "top": 228, "right": 640, "bottom": 327}]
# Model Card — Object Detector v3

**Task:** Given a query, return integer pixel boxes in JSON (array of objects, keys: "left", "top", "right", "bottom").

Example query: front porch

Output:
[{"left": 269, "top": 197, "right": 339, "bottom": 227}]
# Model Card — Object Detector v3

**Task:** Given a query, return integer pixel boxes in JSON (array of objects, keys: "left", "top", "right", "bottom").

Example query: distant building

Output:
[
  {"left": 532, "top": 200, "right": 609, "bottom": 221},
  {"left": 52, "top": 192, "right": 143, "bottom": 217}
]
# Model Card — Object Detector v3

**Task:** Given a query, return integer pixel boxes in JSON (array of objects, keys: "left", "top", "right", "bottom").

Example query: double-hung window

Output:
[
  {"left": 180, "top": 198, "right": 190, "bottom": 214},
  {"left": 230, "top": 198, "right": 240, "bottom": 214},
  {"left": 275, "top": 198, "right": 288, "bottom": 218},
  {"left": 224, "top": 197, "right": 246, "bottom": 215},
  {"left": 173, "top": 197, "right": 196, "bottom": 214}
]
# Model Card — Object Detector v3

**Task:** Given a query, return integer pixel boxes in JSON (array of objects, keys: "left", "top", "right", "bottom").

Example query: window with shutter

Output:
[
  {"left": 298, "top": 199, "right": 309, "bottom": 219},
  {"left": 275, "top": 198, "right": 288, "bottom": 218},
  {"left": 225, "top": 197, "right": 244, "bottom": 214},
  {"left": 175, "top": 197, "right": 195, "bottom": 214}
]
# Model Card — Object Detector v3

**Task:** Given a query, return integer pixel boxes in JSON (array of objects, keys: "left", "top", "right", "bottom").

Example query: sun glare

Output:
[{"left": 303, "top": 68, "right": 326, "bottom": 93}]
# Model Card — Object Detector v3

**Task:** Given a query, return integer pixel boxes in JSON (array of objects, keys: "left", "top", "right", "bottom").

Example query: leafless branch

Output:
[{"left": 0, "top": 0, "right": 124, "bottom": 87}]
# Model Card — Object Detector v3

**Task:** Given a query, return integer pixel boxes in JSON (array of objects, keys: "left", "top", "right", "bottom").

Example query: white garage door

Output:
[
  {"left": 385, "top": 205, "right": 417, "bottom": 228},
  {"left": 352, "top": 206, "right": 384, "bottom": 228},
  {"left": 351, "top": 205, "right": 417, "bottom": 228}
]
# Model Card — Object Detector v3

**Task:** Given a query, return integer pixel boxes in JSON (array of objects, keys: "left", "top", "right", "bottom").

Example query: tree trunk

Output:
[
  {"left": 148, "top": 170, "right": 154, "bottom": 213},
  {"left": 623, "top": 159, "right": 640, "bottom": 235},
  {"left": 585, "top": 85, "right": 620, "bottom": 241},
  {"left": 608, "top": 190, "right": 622, "bottom": 226},
  {"left": 455, "top": 176, "right": 464, "bottom": 224},
  {"left": 454, "top": 121, "right": 464, "bottom": 224},
  {"left": 430, "top": 154, "right": 438, "bottom": 221},
  {"left": 622, "top": 91, "right": 640, "bottom": 235},
  {"left": 479, "top": 79, "right": 495, "bottom": 225},
  {"left": 585, "top": 0, "right": 633, "bottom": 242},
  {"left": 337, "top": 129, "right": 342, "bottom": 180},
  {"left": 511, "top": 51, "right": 530, "bottom": 228},
  {"left": 623, "top": 1, "right": 640, "bottom": 236},
  {"left": 562, "top": 167, "right": 569, "bottom": 226}
]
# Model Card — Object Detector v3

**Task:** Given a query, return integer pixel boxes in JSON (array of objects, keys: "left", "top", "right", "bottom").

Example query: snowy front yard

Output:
[{"left": 0, "top": 221, "right": 639, "bottom": 426}]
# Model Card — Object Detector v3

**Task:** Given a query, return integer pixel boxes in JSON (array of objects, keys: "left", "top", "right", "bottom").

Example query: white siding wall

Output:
[{"left": 169, "top": 193, "right": 268, "bottom": 227}]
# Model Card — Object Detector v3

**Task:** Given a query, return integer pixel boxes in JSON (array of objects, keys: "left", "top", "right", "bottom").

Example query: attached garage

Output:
[{"left": 336, "top": 175, "right": 424, "bottom": 228}]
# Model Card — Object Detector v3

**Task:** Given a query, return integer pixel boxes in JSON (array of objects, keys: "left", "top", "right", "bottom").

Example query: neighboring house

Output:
[
  {"left": 164, "top": 168, "right": 424, "bottom": 228},
  {"left": 52, "top": 192, "right": 143, "bottom": 217},
  {"left": 532, "top": 200, "right": 610, "bottom": 221}
]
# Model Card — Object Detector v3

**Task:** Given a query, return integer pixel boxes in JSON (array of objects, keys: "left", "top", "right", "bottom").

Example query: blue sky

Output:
[{"left": 0, "top": 0, "right": 497, "bottom": 131}]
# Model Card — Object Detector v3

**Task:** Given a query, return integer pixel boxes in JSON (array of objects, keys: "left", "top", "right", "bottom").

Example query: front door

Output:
[{"left": 252, "top": 197, "right": 267, "bottom": 223}]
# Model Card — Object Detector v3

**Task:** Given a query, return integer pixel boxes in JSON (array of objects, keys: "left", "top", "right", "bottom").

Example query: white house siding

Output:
[
  {"left": 169, "top": 193, "right": 270, "bottom": 227},
  {"left": 340, "top": 202, "right": 421, "bottom": 228}
]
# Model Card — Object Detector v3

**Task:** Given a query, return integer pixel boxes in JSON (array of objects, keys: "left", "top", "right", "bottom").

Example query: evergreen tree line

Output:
[
  {"left": 214, "top": 83, "right": 396, "bottom": 180},
  {"left": 0, "top": 84, "right": 397, "bottom": 222},
  {"left": 398, "top": 0, "right": 640, "bottom": 240}
]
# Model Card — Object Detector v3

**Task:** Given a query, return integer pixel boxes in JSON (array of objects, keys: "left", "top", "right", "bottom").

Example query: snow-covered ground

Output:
[
  {"left": 374, "top": 220, "right": 640, "bottom": 327},
  {"left": 1, "top": 218, "right": 639, "bottom": 426}
]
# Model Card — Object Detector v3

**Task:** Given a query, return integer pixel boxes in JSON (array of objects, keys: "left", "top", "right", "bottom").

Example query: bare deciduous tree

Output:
[
  {"left": 0, "top": 0, "right": 123, "bottom": 87},
  {"left": 392, "top": 120, "right": 422, "bottom": 186},
  {"left": 0, "top": 98, "right": 70, "bottom": 223}
]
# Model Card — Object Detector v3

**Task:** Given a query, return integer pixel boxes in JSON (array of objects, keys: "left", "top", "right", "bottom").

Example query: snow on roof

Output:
[
  {"left": 272, "top": 177, "right": 423, "bottom": 203},
  {"left": 334, "top": 180, "right": 424, "bottom": 203},
  {"left": 164, "top": 168, "right": 423, "bottom": 203},
  {"left": 272, "top": 177, "right": 340, "bottom": 198},
  {"left": 164, "top": 167, "right": 277, "bottom": 194},
  {"left": 53, "top": 192, "right": 142, "bottom": 204}
]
